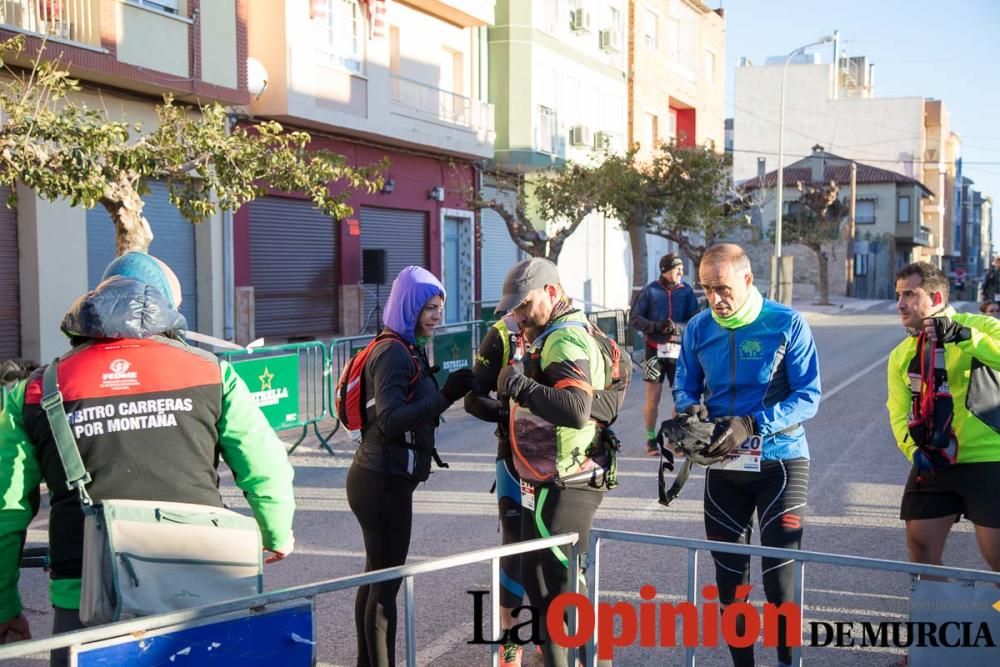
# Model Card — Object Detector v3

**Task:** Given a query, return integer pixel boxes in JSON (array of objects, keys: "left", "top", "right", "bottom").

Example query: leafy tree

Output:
[
  {"left": 774, "top": 180, "right": 848, "bottom": 305},
  {"left": 0, "top": 36, "right": 383, "bottom": 254},
  {"left": 593, "top": 143, "right": 748, "bottom": 299},
  {"left": 465, "top": 163, "right": 603, "bottom": 262}
]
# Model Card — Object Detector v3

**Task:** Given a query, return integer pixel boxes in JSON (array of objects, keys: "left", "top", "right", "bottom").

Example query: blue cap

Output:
[{"left": 102, "top": 251, "right": 178, "bottom": 309}]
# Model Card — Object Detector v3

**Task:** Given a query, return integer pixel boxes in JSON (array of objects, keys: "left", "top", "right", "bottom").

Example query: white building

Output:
[{"left": 732, "top": 50, "right": 959, "bottom": 268}]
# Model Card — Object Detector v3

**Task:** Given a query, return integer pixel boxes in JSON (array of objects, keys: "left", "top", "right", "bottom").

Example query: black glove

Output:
[
  {"left": 497, "top": 365, "right": 535, "bottom": 402},
  {"left": 705, "top": 416, "right": 756, "bottom": 458},
  {"left": 655, "top": 320, "right": 676, "bottom": 336},
  {"left": 926, "top": 316, "right": 971, "bottom": 344},
  {"left": 440, "top": 368, "right": 476, "bottom": 404},
  {"left": 683, "top": 404, "right": 709, "bottom": 420}
]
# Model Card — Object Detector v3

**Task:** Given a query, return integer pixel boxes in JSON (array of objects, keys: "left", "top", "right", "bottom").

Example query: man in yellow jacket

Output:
[{"left": 888, "top": 261, "right": 1000, "bottom": 573}]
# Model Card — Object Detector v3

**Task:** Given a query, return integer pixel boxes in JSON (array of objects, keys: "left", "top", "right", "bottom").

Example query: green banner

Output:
[
  {"left": 433, "top": 329, "right": 473, "bottom": 383},
  {"left": 231, "top": 354, "right": 300, "bottom": 430}
]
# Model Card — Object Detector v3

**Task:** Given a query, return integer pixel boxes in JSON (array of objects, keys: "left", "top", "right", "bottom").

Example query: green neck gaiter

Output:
[
  {"left": 711, "top": 285, "right": 764, "bottom": 330},
  {"left": 415, "top": 335, "right": 431, "bottom": 348}
]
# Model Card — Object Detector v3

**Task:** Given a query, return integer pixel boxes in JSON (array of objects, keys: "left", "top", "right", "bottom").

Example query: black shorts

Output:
[
  {"left": 643, "top": 346, "right": 677, "bottom": 385},
  {"left": 899, "top": 462, "right": 1000, "bottom": 528}
]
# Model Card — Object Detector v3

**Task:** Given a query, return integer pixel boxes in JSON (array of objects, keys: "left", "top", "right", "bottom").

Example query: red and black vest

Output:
[{"left": 22, "top": 336, "right": 225, "bottom": 582}]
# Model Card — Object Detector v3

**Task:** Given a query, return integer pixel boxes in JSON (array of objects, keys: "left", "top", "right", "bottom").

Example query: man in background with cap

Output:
[
  {"left": 494, "top": 257, "right": 612, "bottom": 667},
  {"left": 630, "top": 253, "right": 699, "bottom": 455},
  {"left": 0, "top": 251, "right": 295, "bottom": 665}
]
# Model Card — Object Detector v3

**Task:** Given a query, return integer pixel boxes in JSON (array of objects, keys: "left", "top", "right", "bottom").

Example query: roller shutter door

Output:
[
  {"left": 360, "top": 206, "right": 427, "bottom": 333},
  {"left": 87, "top": 181, "right": 198, "bottom": 330},
  {"left": 480, "top": 208, "right": 521, "bottom": 304},
  {"left": 0, "top": 186, "right": 19, "bottom": 360},
  {"left": 248, "top": 197, "right": 337, "bottom": 338}
]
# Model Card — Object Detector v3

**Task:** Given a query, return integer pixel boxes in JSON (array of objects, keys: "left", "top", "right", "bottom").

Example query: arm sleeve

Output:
[
  {"left": 886, "top": 345, "right": 917, "bottom": 462},
  {"left": 0, "top": 383, "right": 43, "bottom": 622},
  {"left": 954, "top": 314, "right": 1000, "bottom": 369},
  {"left": 471, "top": 327, "right": 505, "bottom": 394},
  {"left": 371, "top": 343, "right": 449, "bottom": 439},
  {"left": 516, "top": 332, "right": 594, "bottom": 429},
  {"left": 464, "top": 328, "right": 505, "bottom": 423},
  {"left": 672, "top": 324, "right": 704, "bottom": 413},
  {"left": 216, "top": 362, "right": 296, "bottom": 551},
  {"left": 751, "top": 314, "right": 823, "bottom": 435},
  {"left": 629, "top": 287, "right": 659, "bottom": 334}
]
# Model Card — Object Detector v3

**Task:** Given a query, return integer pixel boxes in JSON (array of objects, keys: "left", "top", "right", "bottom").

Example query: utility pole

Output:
[{"left": 847, "top": 161, "right": 857, "bottom": 297}]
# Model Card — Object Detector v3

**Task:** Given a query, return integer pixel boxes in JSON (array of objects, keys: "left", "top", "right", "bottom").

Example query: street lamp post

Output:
[{"left": 772, "top": 35, "right": 834, "bottom": 304}]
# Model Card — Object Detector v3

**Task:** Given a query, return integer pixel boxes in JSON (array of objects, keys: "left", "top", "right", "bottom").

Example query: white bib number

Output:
[
  {"left": 519, "top": 480, "right": 535, "bottom": 511},
  {"left": 657, "top": 342, "right": 681, "bottom": 359},
  {"left": 714, "top": 435, "right": 763, "bottom": 472}
]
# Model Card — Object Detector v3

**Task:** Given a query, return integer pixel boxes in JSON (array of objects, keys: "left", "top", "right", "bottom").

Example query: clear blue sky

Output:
[{"left": 722, "top": 0, "right": 1000, "bottom": 252}]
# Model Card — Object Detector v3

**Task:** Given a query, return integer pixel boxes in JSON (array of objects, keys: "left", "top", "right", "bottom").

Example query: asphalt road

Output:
[{"left": 11, "top": 300, "right": 996, "bottom": 666}]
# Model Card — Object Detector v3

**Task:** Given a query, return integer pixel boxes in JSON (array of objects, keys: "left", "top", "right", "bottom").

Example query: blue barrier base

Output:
[{"left": 72, "top": 602, "right": 314, "bottom": 666}]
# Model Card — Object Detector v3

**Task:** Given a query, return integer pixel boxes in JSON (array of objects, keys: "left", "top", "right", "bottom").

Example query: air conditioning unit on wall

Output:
[
  {"left": 593, "top": 131, "right": 611, "bottom": 150},
  {"left": 571, "top": 8, "right": 591, "bottom": 33},
  {"left": 569, "top": 125, "right": 593, "bottom": 147},
  {"left": 599, "top": 29, "right": 620, "bottom": 52}
]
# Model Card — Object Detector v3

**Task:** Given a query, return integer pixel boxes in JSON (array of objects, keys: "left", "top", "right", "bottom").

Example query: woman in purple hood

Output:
[{"left": 346, "top": 266, "right": 475, "bottom": 667}]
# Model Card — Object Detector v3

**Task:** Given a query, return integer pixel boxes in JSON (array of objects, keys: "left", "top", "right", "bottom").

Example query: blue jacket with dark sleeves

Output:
[
  {"left": 672, "top": 298, "right": 822, "bottom": 461},
  {"left": 629, "top": 280, "right": 699, "bottom": 346}
]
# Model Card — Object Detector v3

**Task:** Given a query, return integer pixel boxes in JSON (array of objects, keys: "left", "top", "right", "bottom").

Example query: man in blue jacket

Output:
[
  {"left": 630, "top": 253, "right": 699, "bottom": 455},
  {"left": 672, "top": 244, "right": 821, "bottom": 667}
]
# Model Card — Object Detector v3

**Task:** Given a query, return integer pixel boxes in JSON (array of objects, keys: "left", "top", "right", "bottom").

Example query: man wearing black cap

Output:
[{"left": 630, "top": 253, "right": 699, "bottom": 455}]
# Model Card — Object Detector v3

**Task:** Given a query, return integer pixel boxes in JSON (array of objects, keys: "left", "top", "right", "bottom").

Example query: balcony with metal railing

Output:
[
  {"left": 389, "top": 74, "right": 495, "bottom": 137},
  {"left": 0, "top": 0, "right": 101, "bottom": 49}
]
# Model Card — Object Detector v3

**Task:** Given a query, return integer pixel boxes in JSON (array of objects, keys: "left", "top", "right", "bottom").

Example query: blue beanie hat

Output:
[{"left": 102, "top": 251, "right": 178, "bottom": 308}]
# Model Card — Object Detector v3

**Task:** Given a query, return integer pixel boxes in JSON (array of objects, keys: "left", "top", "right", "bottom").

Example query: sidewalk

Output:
[{"left": 791, "top": 294, "right": 890, "bottom": 316}]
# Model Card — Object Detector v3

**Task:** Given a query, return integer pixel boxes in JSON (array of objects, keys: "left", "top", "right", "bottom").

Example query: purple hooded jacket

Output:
[
  {"left": 353, "top": 266, "right": 450, "bottom": 481},
  {"left": 383, "top": 266, "right": 446, "bottom": 343}
]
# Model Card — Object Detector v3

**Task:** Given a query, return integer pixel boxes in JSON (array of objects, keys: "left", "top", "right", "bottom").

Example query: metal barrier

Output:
[
  {"left": 584, "top": 529, "right": 1000, "bottom": 667},
  {"left": 428, "top": 319, "right": 484, "bottom": 383},
  {"left": 0, "top": 534, "right": 580, "bottom": 666},
  {"left": 326, "top": 320, "right": 486, "bottom": 428},
  {"left": 217, "top": 341, "right": 332, "bottom": 455}
]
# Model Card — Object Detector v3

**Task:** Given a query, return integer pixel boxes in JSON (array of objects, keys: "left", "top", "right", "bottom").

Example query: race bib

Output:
[
  {"left": 714, "top": 435, "right": 763, "bottom": 472},
  {"left": 657, "top": 342, "right": 681, "bottom": 359},
  {"left": 519, "top": 480, "right": 535, "bottom": 511}
]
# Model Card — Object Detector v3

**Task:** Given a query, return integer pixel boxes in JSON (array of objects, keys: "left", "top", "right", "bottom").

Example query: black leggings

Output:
[
  {"left": 496, "top": 458, "right": 525, "bottom": 610},
  {"left": 346, "top": 464, "right": 418, "bottom": 667},
  {"left": 704, "top": 458, "right": 809, "bottom": 667},
  {"left": 521, "top": 486, "right": 604, "bottom": 667}
]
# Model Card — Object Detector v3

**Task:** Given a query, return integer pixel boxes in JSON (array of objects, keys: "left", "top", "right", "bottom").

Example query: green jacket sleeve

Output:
[
  {"left": 216, "top": 361, "right": 295, "bottom": 551},
  {"left": 0, "top": 382, "right": 42, "bottom": 622},
  {"left": 954, "top": 312, "right": 1000, "bottom": 368},
  {"left": 886, "top": 342, "right": 917, "bottom": 463}
]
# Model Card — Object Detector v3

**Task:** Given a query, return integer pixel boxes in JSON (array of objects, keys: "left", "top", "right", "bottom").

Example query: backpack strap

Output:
[{"left": 41, "top": 361, "right": 95, "bottom": 514}]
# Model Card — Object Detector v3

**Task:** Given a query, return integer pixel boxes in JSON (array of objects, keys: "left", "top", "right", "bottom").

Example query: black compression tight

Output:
[
  {"left": 346, "top": 464, "right": 418, "bottom": 667},
  {"left": 521, "top": 486, "right": 605, "bottom": 667},
  {"left": 704, "top": 458, "right": 809, "bottom": 667}
]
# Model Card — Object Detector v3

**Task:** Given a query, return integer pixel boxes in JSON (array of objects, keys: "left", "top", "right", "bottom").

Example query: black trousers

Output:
[
  {"left": 346, "top": 464, "right": 418, "bottom": 667},
  {"left": 521, "top": 485, "right": 604, "bottom": 667},
  {"left": 704, "top": 458, "right": 809, "bottom": 667},
  {"left": 51, "top": 606, "right": 86, "bottom": 667}
]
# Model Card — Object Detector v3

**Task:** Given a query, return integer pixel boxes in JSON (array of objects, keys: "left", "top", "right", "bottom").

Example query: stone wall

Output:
[{"left": 725, "top": 227, "right": 848, "bottom": 302}]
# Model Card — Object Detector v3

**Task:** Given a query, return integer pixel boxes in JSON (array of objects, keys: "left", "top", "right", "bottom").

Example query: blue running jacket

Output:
[{"left": 672, "top": 298, "right": 821, "bottom": 461}]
